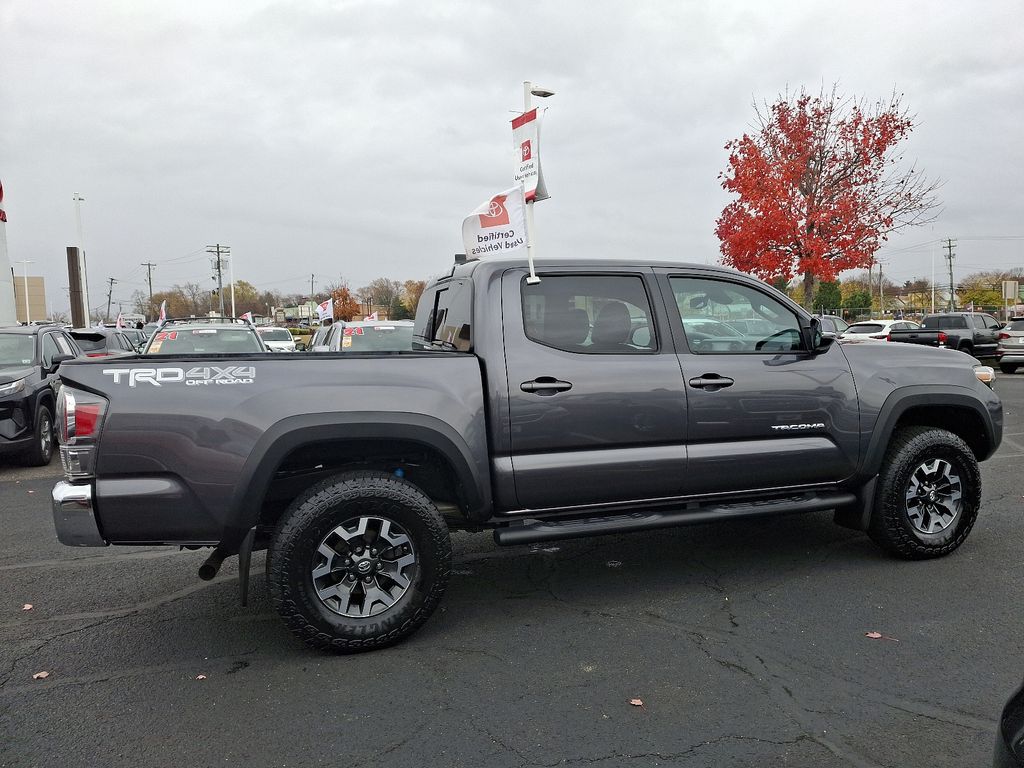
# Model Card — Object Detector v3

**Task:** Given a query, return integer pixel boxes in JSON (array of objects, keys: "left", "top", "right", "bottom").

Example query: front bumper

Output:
[{"left": 51, "top": 481, "right": 108, "bottom": 547}]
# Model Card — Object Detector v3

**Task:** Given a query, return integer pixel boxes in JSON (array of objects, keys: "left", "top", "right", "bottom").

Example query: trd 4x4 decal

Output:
[{"left": 102, "top": 366, "right": 256, "bottom": 387}]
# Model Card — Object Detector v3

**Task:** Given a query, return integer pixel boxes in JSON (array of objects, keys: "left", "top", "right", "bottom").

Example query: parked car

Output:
[
  {"left": 996, "top": 680, "right": 1024, "bottom": 767},
  {"left": 50, "top": 257, "right": 1002, "bottom": 653},
  {"left": 143, "top": 319, "right": 268, "bottom": 355},
  {"left": 814, "top": 314, "right": 850, "bottom": 336},
  {"left": 839, "top": 319, "right": 921, "bottom": 343},
  {"left": 887, "top": 312, "right": 1001, "bottom": 357},
  {"left": 119, "top": 328, "right": 148, "bottom": 350},
  {"left": 996, "top": 318, "right": 1024, "bottom": 374},
  {"left": 0, "top": 324, "right": 80, "bottom": 465},
  {"left": 313, "top": 320, "right": 415, "bottom": 352},
  {"left": 256, "top": 326, "right": 297, "bottom": 352},
  {"left": 68, "top": 327, "right": 138, "bottom": 359}
]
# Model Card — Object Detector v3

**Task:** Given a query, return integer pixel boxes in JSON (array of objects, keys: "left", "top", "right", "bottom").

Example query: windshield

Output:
[
  {"left": 0, "top": 334, "right": 35, "bottom": 366},
  {"left": 847, "top": 324, "right": 885, "bottom": 334},
  {"left": 258, "top": 328, "right": 292, "bottom": 341},
  {"left": 71, "top": 333, "right": 109, "bottom": 351},
  {"left": 146, "top": 328, "right": 265, "bottom": 354},
  {"left": 340, "top": 325, "right": 415, "bottom": 352}
]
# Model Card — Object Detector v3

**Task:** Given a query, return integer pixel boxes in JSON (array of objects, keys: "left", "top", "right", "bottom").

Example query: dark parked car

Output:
[
  {"left": 69, "top": 327, "right": 138, "bottom": 359},
  {"left": 0, "top": 324, "right": 80, "bottom": 465},
  {"left": 887, "top": 312, "right": 1001, "bottom": 357},
  {"left": 996, "top": 681, "right": 1024, "bottom": 766}
]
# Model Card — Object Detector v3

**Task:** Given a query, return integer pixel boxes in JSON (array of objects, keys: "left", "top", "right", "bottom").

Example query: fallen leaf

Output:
[
  {"left": 32, "top": 671, "right": 49, "bottom": 680},
  {"left": 195, "top": 674, "right": 207, "bottom": 680},
  {"left": 865, "top": 631, "right": 899, "bottom": 642},
  {"left": 606, "top": 560, "right": 623, "bottom": 568},
  {"left": 629, "top": 698, "right": 644, "bottom": 707},
  {"left": 22, "top": 604, "right": 33, "bottom": 611},
  {"left": 27, "top": 490, "right": 35, "bottom": 494}
]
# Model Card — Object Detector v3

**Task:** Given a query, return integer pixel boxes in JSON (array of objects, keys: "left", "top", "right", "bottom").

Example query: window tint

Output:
[
  {"left": 521, "top": 275, "right": 656, "bottom": 354},
  {"left": 971, "top": 316, "right": 986, "bottom": 330},
  {"left": 1007, "top": 320, "right": 1024, "bottom": 331},
  {"left": 984, "top": 315, "right": 1001, "bottom": 330},
  {"left": 847, "top": 323, "right": 885, "bottom": 334},
  {"left": 670, "top": 277, "right": 803, "bottom": 354},
  {"left": 413, "top": 279, "right": 472, "bottom": 351},
  {"left": 41, "top": 333, "right": 60, "bottom": 366},
  {"left": 924, "top": 316, "right": 968, "bottom": 330}
]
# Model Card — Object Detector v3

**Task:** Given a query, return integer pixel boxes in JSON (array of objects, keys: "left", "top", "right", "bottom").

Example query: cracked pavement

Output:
[{"left": 2, "top": 379, "right": 1023, "bottom": 767}]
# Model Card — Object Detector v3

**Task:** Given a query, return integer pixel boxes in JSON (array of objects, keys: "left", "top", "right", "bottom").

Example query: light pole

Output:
[
  {"left": 17, "top": 259, "right": 34, "bottom": 324},
  {"left": 521, "top": 81, "right": 554, "bottom": 285},
  {"left": 73, "top": 194, "right": 90, "bottom": 324}
]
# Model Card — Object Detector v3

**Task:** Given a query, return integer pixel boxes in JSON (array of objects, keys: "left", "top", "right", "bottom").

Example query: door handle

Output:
[
  {"left": 688, "top": 374, "right": 735, "bottom": 391},
  {"left": 521, "top": 377, "right": 573, "bottom": 395}
]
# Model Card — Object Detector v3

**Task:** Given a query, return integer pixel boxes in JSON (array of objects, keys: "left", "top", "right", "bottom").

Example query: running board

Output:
[{"left": 492, "top": 492, "right": 857, "bottom": 546}]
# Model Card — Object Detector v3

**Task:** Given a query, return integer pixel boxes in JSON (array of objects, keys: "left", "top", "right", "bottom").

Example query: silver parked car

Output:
[{"left": 996, "top": 318, "right": 1024, "bottom": 374}]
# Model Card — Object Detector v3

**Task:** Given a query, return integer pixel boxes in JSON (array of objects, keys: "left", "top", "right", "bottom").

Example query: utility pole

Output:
[
  {"left": 879, "top": 262, "right": 884, "bottom": 315},
  {"left": 206, "top": 244, "right": 228, "bottom": 316},
  {"left": 105, "top": 277, "right": 117, "bottom": 322},
  {"left": 944, "top": 238, "right": 957, "bottom": 311},
  {"left": 141, "top": 262, "right": 156, "bottom": 319}
]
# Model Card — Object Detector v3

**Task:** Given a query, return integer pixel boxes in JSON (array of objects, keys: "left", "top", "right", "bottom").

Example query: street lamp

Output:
[{"left": 16, "top": 260, "right": 34, "bottom": 324}]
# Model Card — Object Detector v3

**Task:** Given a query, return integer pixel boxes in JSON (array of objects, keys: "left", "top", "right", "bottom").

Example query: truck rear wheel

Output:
[
  {"left": 868, "top": 427, "right": 980, "bottom": 559},
  {"left": 999, "top": 364, "right": 1017, "bottom": 374},
  {"left": 268, "top": 471, "right": 452, "bottom": 652}
]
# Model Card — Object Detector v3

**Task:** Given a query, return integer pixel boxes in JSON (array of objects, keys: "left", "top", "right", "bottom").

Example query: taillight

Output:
[
  {"left": 938, "top": 331, "right": 948, "bottom": 344},
  {"left": 57, "top": 387, "right": 108, "bottom": 480},
  {"left": 886, "top": 333, "right": 892, "bottom": 342},
  {"left": 85, "top": 352, "right": 111, "bottom": 358},
  {"left": 999, "top": 332, "right": 1010, "bottom": 340}
]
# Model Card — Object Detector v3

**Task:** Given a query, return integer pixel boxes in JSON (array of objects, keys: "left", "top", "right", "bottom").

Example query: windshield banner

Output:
[
  {"left": 461, "top": 186, "right": 526, "bottom": 261},
  {"left": 512, "top": 109, "right": 548, "bottom": 202}
]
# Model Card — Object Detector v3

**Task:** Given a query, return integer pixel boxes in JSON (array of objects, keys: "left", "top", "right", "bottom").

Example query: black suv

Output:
[{"left": 0, "top": 325, "right": 80, "bottom": 465}]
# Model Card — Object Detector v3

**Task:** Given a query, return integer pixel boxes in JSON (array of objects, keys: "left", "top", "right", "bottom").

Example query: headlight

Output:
[
  {"left": 0, "top": 378, "right": 26, "bottom": 396},
  {"left": 974, "top": 365, "right": 995, "bottom": 387}
]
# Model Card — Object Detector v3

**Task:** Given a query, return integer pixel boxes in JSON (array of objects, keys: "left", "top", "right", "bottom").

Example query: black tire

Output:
[
  {"left": 25, "top": 404, "right": 54, "bottom": 466},
  {"left": 999, "top": 364, "right": 1018, "bottom": 374},
  {"left": 268, "top": 470, "right": 452, "bottom": 652},
  {"left": 957, "top": 342, "right": 974, "bottom": 357},
  {"left": 868, "top": 426, "right": 980, "bottom": 559}
]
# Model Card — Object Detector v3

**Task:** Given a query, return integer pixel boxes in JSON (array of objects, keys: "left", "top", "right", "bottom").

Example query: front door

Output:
[
  {"left": 502, "top": 268, "right": 689, "bottom": 509},
  {"left": 657, "top": 271, "right": 860, "bottom": 495}
]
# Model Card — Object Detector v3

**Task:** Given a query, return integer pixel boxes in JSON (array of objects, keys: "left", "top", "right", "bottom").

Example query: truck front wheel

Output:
[
  {"left": 268, "top": 471, "right": 452, "bottom": 652},
  {"left": 868, "top": 427, "right": 981, "bottom": 559}
]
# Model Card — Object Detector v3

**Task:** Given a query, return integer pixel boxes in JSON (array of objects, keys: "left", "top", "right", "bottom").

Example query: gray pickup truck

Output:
[
  {"left": 887, "top": 312, "right": 1002, "bottom": 357},
  {"left": 51, "top": 258, "right": 1003, "bottom": 652}
]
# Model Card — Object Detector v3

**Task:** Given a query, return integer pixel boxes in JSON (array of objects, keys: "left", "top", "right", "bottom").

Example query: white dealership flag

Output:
[
  {"left": 366, "top": 311, "right": 378, "bottom": 321},
  {"left": 512, "top": 108, "right": 548, "bottom": 202},
  {"left": 241, "top": 311, "right": 253, "bottom": 323},
  {"left": 461, "top": 186, "right": 527, "bottom": 261},
  {"left": 158, "top": 300, "right": 167, "bottom": 321},
  {"left": 115, "top": 313, "right": 125, "bottom": 329},
  {"left": 316, "top": 298, "right": 333, "bottom": 322}
]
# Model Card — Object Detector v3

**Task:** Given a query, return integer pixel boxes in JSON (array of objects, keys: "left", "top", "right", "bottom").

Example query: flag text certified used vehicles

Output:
[{"left": 50, "top": 258, "right": 1002, "bottom": 652}]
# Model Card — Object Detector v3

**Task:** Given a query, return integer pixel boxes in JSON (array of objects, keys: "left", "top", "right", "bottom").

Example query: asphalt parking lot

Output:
[{"left": 2, "top": 377, "right": 1022, "bottom": 768}]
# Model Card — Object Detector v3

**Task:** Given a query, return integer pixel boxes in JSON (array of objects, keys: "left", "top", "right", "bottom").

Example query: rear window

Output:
[
  {"left": 847, "top": 324, "right": 885, "bottom": 334},
  {"left": 258, "top": 328, "right": 292, "bottom": 341},
  {"left": 922, "top": 316, "right": 967, "bottom": 330},
  {"left": 70, "top": 333, "right": 108, "bottom": 351},
  {"left": 1007, "top": 320, "right": 1024, "bottom": 331},
  {"left": 340, "top": 325, "right": 414, "bottom": 352},
  {"left": 146, "top": 328, "right": 265, "bottom": 355}
]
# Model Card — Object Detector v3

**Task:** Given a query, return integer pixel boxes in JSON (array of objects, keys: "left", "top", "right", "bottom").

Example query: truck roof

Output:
[{"left": 441, "top": 257, "right": 750, "bottom": 283}]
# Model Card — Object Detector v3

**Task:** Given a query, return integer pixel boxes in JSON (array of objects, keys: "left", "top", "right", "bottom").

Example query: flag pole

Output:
[{"left": 522, "top": 82, "right": 541, "bottom": 285}]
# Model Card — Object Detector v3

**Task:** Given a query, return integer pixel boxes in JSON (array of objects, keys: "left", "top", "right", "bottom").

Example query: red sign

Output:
[
  {"left": 478, "top": 195, "right": 510, "bottom": 228},
  {"left": 520, "top": 140, "right": 531, "bottom": 162}
]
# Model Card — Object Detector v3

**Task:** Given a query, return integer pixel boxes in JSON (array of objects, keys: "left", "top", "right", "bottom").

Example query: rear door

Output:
[
  {"left": 501, "top": 268, "right": 689, "bottom": 509},
  {"left": 657, "top": 270, "right": 860, "bottom": 495}
]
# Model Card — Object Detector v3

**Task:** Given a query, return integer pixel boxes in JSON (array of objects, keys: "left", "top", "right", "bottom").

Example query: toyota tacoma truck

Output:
[
  {"left": 50, "top": 258, "right": 1003, "bottom": 652},
  {"left": 886, "top": 312, "right": 1002, "bottom": 357}
]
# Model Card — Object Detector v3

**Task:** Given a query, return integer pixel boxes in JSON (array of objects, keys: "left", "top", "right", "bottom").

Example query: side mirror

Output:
[
  {"left": 294, "top": 341, "right": 307, "bottom": 351},
  {"left": 804, "top": 317, "right": 835, "bottom": 353},
  {"left": 47, "top": 353, "right": 74, "bottom": 373}
]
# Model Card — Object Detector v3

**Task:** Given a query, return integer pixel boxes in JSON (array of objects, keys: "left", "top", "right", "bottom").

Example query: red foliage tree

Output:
[
  {"left": 716, "top": 87, "right": 940, "bottom": 307},
  {"left": 331, "top": 286, "right": 361, "bottom": 322}
]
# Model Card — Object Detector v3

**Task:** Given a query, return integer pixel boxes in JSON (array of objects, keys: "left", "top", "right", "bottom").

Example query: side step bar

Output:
[{"left": 492, "top": 492, "right": 856, "bottom": 546}]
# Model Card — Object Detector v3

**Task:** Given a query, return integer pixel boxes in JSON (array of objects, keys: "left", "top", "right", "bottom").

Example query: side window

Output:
[
  {"left": 41, "top": 333, "right": 60, "bottom": 366},
  {"left": 984, "top": 315, "right": 1001, "bottom": 330},
  {"left": 670, "top": 277, "right": 803, "bottom": 354},
  {"left": 54, "top": 334, "right": 76, "bottom": 356},
  {"left": 522, "top": 275, "right": 656, "bottom": 354},
  {"left": 971, "top": 316, "right": 987, "bottom": 330},
  {"left": 413, "top": 279, "right": 473, "bottom": 351}
]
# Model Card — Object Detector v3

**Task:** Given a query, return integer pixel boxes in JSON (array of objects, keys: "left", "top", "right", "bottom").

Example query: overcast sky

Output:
[{"left": 2, "top": 0, "right": 1022, "bottom": 315}]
